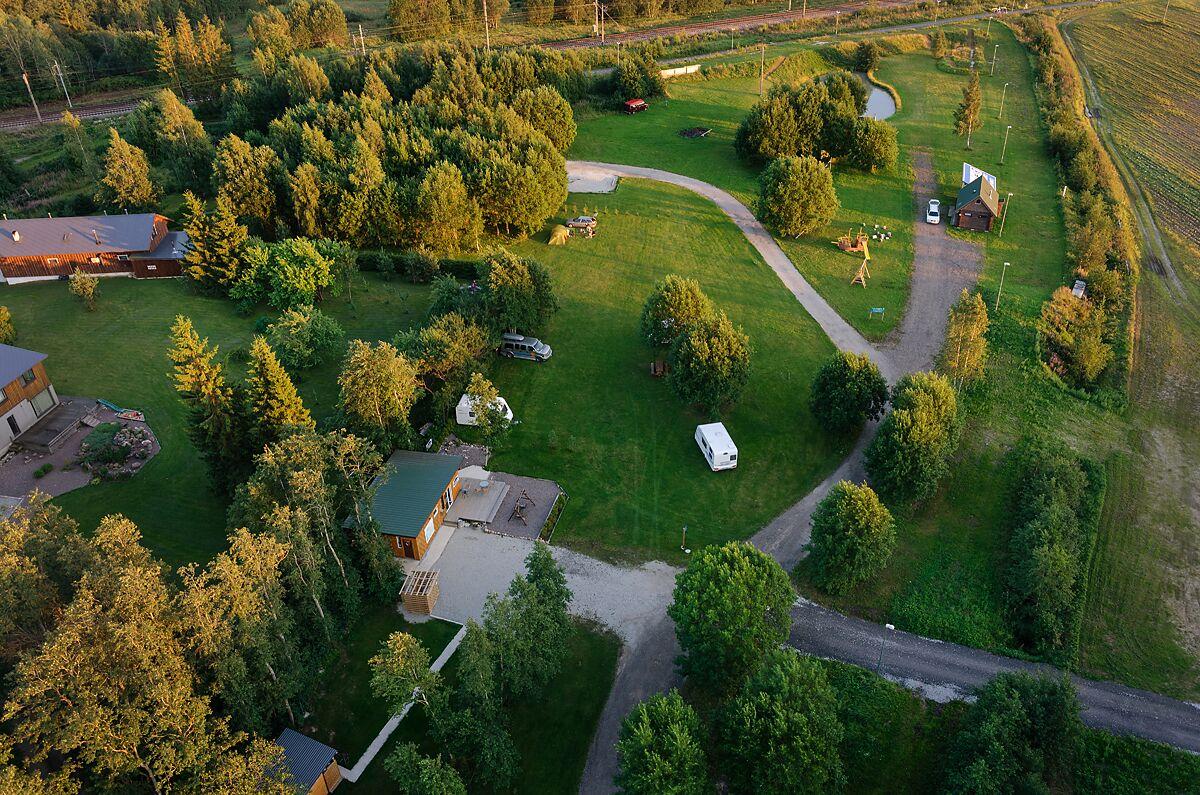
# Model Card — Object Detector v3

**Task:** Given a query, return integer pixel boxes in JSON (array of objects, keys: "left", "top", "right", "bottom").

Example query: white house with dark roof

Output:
[
  {"left": 0, "top": 344, "right": 60, "bottom": 455},
  {"left": 0, "top": 213, "right": 188, "bottom": 283}
]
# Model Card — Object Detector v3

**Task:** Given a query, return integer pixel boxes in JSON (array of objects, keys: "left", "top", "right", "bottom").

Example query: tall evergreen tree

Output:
[
  {"left": 954, "top": 69, "right": 983, "bottom": 137},
  {"left": 289, "top": 163, "right": 323, "bottom": 238},
  {"left": 245, "top": 337, "right": 315, "bottom": 451},
  {"left": 95, "top": 127, "right": 159, "bottom": 211},
  {"left": 182, "top": 192, "right": 250, "bottom": 294},
  {"left": 168, "top": 315, "right": 252, "bottom": 492},
  {"left": 214, "top": 134, "right": 282, "bottom": 235}
]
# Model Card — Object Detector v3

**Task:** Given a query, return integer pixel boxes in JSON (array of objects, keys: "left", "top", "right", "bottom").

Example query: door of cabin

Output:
[{"left": 401, "top": 538, "right": 415, "bottom": 558}]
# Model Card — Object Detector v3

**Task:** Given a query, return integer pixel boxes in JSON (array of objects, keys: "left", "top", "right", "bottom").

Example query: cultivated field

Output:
[{"left": 1066, "top": 0, "right": 1200, "bottom": 260}]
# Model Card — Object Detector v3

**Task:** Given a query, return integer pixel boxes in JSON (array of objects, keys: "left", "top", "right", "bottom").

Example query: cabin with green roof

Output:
[
  {"left": 952, "top": 175, "right": 1002, "bottom": 231},
  {"left": 370, "top": 450, "right": 464, "bottom": 560}
]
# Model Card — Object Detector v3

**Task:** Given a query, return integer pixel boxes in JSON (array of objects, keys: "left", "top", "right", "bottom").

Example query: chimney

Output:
[
  {"left": 63, "top": 232, "right": 70, "bottom": 242},
  {"left": 91, "top": 229, "right": 101, "bottom": 245},
  {"left": 11, "top": 230, "right": 19, "bottom": 243}
]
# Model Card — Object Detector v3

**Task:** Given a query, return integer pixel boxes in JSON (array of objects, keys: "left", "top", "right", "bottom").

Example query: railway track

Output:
[{"left": 0, "top": 100, "right": 146, "bottom": 132}]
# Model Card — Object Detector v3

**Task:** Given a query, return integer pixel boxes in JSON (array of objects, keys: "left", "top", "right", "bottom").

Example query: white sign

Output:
[{"left": 962, "top": 162, "right": 998, "bottom": 189}]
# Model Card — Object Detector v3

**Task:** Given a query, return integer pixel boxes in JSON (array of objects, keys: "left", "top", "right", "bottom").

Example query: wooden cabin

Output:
[
  {"left": 275, "top": 729, "right": 341, "bottom": 794},
  {"left": 370, "top": 451, "right": 464, "bottom": 560},
  {"left": 0, "top": 345, "right": 60, "bottom": 455},
  {"left": 951, "top": 176, "right": 1002, "bottom": 232},
  {"left": 0, "top": 213, "right": 188, "bottom": 283}
]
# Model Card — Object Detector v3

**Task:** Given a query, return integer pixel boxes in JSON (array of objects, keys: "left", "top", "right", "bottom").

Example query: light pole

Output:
[
  {"left": 835, "top": 10, "right": 841, "bottom": 35},
  {"left": 933, "top": 0, "right": 939, "bottom": 22},
  {"left": 998, "top": 192, "right": 1013, "bottom": 237},
  {"left": 995, "top": 261, "right": 1010, "bottom": 311},
  {"left": 876, "top": 623, "right": 895, "bottom": 672},
  {"left": 681, "top": 525, "right": 690, "bottom": 554},
  {"left": 1000, "top": 124, "right": 1012, "bottom": 164},
  {"left": 998, "top": 81, "right": 1009, "bottom": 118},
  {"left": 986, "top": 15, "right": 993, "bottom": 36},
  {"left": 990, "top": 44, "right": 999, "bottom": 76},
  {"left": 966, "top": 117, "right": 973, "bottom": 150}
]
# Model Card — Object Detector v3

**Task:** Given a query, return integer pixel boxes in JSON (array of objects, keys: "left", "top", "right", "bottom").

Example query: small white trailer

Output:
[
  {"left": 456, "top": 394, "right": 514, "bottom": 426},
  {"left": 695, "top": 422, "right": 738, "bottom": 471}
]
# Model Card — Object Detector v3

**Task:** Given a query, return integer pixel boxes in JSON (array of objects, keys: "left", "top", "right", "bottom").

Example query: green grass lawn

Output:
[
  {"left": 490, "top": 179, "right": 842, "bottom": 562},
  {"left": 795, "top": 25, "right": 1136, "bottom": 659},
  {"left": 572, "top": 51, "right": 915, "bottom": 339},
  {"left": 0, "top": 274, "right": 429, "bottom": 568},
  {"left": 302, "top": 604, "right": 460, "bottom": 762},
  {"left": 350, "top": 619, "right": 620, "bottom": 794}
]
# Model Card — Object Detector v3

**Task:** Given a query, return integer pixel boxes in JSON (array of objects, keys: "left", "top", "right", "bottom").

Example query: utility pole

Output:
[
  {"left": 835, "top": 10, "right": 841, "bottom": 35},
  {"left": 359, "top": 24, "right": 368, "bottom": 56},
  {"left": 594, "top": 0, "right": 599, "bottom": 37},
  {"left": 876, "top": 624, "right": 895, "bottom": 672},
  {"left": 21, "top": 72, "right": 42, "bottom": 124},
  {"left": 482, "top": 0, "right": 491, "bottom": 54},
  {"left": 600, "top": 4, "right": 606, "bottom": 43},
  {"left": 759, "top": 44, "right": 766, "bottom": 96},
  {"left": 995, "top": 261, "right": 1009, "bottom": 311},
  {"left": 1000, "top": 124, "right": 1012, "bottom": 164},
  {"left": 990, "top": 44, "right": 999, "bottom": 76},
  {"left": 731, "top": 30, "right": 735, "bottom": 51},
  {"left": 52, "top": 62, "right": 73, "bottom": 109},
  {"left": 617, "top": 41, "right": 621, "bottom": 68},
  {"left": 1163, "top": 0, "right": 1171, "bottom": 23},
  {"left": 802, "top": 0, "right": 807, "bottom": 21},
  {"left": 998, "top": 192, "right": 1013, "bottom": 237},
  {"left": 998, "top": 81, "right": 1009, "bottom": 118},
  {"left": 934, "top": 0, "right": 939, "bottom": 22}
]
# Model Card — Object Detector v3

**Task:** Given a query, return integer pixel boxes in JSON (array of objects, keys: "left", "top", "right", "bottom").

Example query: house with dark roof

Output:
[
  {"left": 951, "top": 175, "right": 1002, "bottom": 232},
  {"left": 275, "top": 728, "right": 341, "bottom": 794},
  {"left": 370, "top": 450, "right": 464, "bottom": 560},
  {"left": 0, "top": 213, "right": 188, "bottom": 283},
  {"left": 0, "top": 344, "right": 60, "bottom": 455}
]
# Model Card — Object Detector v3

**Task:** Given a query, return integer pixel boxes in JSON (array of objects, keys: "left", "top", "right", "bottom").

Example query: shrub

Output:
[
  {"left": 865, "top": 371, "right": 960, "bottom": 507},
  {"left": 1038, "top": 286, "right": 1112, "bottom": 387},
  {"left": 265, "top": 305, "right": 345, "bottom": 370},
  {"left": 667, "top": 311, "right": 751, "bottom": 416},
  {"left": 613, "top": 53, "right": 665, "bottom": 102},
  {"left": 808, "top": 351, "right": 888, "bottom": 434},
  {"left": 855, "top": 40, "right": 881, "bottom": 72},
  {"left": 757, "top": 155, "right": 839, "bottom": 238},
  {"left": 33, "top": 463, "right": 53, "bottom": 478},
  {"left": 79, "top": 423, "right": 130, "bottom": 465},
  {"left": 399, "top": 250, "right": 441, "bottom": 284},
  {"left": 808, "top": 481, "right": 896, "bottom": 594},
  {"left": 0, "top": 306, "right": 15, "bottom": 344}
]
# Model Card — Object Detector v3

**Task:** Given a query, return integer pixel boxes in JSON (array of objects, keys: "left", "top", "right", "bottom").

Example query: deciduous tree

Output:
[
  {"left": 849, "top": 117, "right": 899, "bottom": 172},
  {"left": 717, "top": 650, "right": 844, "bottom": 794},
  {"left": 385, "top": 744, "right": 466, "bottom": 795},
  {"left": 757, "top": 155, "right": 839, "bottom": 238},
  {"left": 615, "top": 690, "right": 708, "bottom": 795},
  {"left": 941, "top": 289, "right": 989, "bottom": 387},
  {"left": 68, "top": 267, "right": 98, "bottom": 311},
  {"left": 0, "top": 305, "right": 15, "bottom": 344},
  {"left": 640, "top": 275, "right": 715, "bottom": 349},
  {"left": 510, "top": 86, "right": 577, "bottom": 152},
  {"left": 95, "top": 127, "right": 159, "bottom": 211},
  {"left": 387, "top": 0, "right": 451, "bottom": 41},
  {"left": 667, "top": 541, "right": 794, "bottom": 691},
  {"left": 865, "top": 371, "right": 960, "bottom": 506},
  {"left": 464, "top": 372, "right": 511, "bottom": 449},
  {"left": 214, "top": 134, "right": 282, "bottom": 235},
  {"left": 667, "top": 311, "right": 751, "bottom": 415},
  {"left": 338, "top": 340, "right": 421, "bottom": 440},
  {"left": 266, "top": 305, "right": 344, "bottom": 370},
  {"left": 412, "top": 161, "right": 482, "bottom": 256},
  {"left": 808, "top": 351, "right": 888, "bottom": 434},
  {"left": 807, "top": 481, "right": 895, "bottom": 594},
  {"left": 482, "top": 250, "right": 559, "bottom": 332}
]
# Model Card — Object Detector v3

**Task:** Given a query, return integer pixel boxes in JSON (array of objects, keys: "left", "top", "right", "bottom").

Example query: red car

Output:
[{"left": 623, "top": 98, "right": 649, "bottom": 114}]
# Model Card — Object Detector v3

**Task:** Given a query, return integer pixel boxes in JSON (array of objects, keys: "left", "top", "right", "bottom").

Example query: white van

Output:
[
  {"left": 456, "top": 393, "right": 514, "bottom": 426},
  {"left": 695, "top": 422, "right": 738, "bottom": 471}
]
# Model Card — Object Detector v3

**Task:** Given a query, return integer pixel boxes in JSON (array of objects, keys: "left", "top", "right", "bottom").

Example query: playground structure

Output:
[{"left": 833, "top": 227, "right": 873, "bottom": 288}]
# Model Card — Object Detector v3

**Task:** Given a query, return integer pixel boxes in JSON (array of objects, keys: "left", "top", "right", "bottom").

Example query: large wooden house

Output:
[
  {"left": 0, "top": 345, "right": 60, "bottom": 456},
  {"left": 369, "top": 451, "right": 464, "bottom": 560},
  {"left": 0, "top": 213, "right": 188, "bottom": 284}
]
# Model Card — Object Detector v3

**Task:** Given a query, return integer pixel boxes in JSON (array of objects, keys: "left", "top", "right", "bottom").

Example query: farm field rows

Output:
[{"left": 1066, "top": 0, "right": 1200, "bottom": 254}]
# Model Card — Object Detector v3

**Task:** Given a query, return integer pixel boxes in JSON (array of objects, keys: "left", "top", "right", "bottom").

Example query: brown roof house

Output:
[
  {"left": 951, "top": 176, "right": 1003, "bottom": 232},
  {"left": 0, "top": 213, "right": 188, "bottom": 284},
  {"left": 0, "top": 345, "right": 61, "bottom": 455}
]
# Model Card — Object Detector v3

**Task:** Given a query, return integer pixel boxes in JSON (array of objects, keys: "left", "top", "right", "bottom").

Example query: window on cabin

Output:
[
  {"left": 20, "top": 370, "right": 35, "bottom": 385},
  {"left": 47, "top": 257, "right": 60, "bottom": 265},
  {"left": 117, "top": 254, "right": 129, "bottom": 261}
]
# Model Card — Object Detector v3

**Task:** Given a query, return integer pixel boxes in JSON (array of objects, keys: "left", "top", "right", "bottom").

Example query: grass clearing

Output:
[
  {"left": 0, "top": 275, "right": 428, "bottom": 568},
  {"left": 350, "top": 619, "right": 619, "bottom": 794},
  {"left": 491, "top": 179, "right": 842, "bottom": 562},
  {"left": 572, "top": 49, "right": 915, "bottom": 339}
]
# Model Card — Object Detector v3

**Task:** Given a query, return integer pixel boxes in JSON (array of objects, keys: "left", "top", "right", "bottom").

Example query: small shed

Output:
[
  {"left": 455, "top": 394, "right": 513, "bottom": 426},
  {"left": 275, "top": 728, "right": 341, "bottom": 795},
  {"left": 952, "top": 176, "right": 1001, "bottom": 232},
  {"left": 695, "top": 422, "right": 738, "bottom": 471},
  {"left": 400, "top": 569, "right": 440, "bottom": 614},
  {"left": 623, "top": 98, "right": 648, "bottom": 114}
]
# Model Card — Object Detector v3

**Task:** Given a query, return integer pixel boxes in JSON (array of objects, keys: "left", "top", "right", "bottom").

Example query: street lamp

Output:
[
  {"left": 998, "top": 192, "right": 1014, "bottom": 237},
  {"left": 835, "top": 10, "right": 841, "bottom": 35},
  {"left": 1000, "top": 124, "right": 1012, "bottom": 164},
  {"left": 998, "top": 81, "right": 1009, "bottom": 119},
  {"left": 876, "top": 623, "right": 896, "bottom": 672},
  {"left": 990, "top": 44, "right": 999, "bottom": 76},
  {"left": 995, "top": 261, "right": 1010, "bottom": 311}
]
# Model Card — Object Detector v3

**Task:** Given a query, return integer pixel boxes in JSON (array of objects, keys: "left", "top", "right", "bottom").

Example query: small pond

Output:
[{"left": 856, "top": 72, "right": 897, "bottom": 120}]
